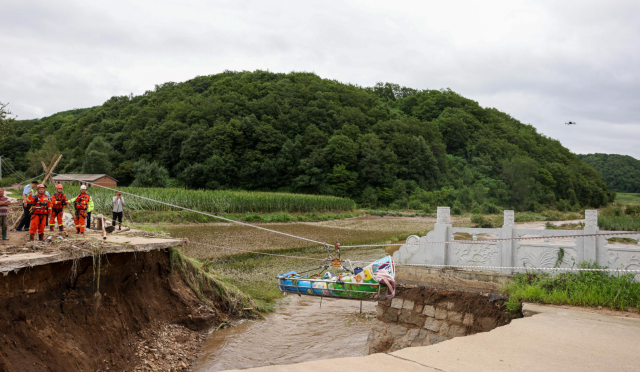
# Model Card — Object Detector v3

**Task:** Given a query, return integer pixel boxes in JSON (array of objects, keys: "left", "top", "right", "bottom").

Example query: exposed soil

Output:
[{"left": 0, "top": 250, "right": 224, "bottom": 372}]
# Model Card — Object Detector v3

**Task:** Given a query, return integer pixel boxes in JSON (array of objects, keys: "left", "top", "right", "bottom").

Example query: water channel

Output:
[{"left": 194, "top": 296, "right": 377, "bottom": 371}]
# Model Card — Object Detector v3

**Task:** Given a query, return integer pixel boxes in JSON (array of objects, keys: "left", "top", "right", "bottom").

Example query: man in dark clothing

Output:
[{"left": 16, "top": 180, "right": 38, "bottom": 232}]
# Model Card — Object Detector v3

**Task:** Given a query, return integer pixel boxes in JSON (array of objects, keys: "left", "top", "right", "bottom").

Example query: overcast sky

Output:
[{"left": 1, "top": 0, "right": 639, "bottom": 158}]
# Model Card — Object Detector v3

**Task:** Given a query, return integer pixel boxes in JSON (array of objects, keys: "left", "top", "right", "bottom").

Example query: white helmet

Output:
[{"left": 80, "top": 185, "right": 87, "bottom": 190}]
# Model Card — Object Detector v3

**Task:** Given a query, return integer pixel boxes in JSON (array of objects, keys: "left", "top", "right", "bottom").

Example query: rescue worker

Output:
[
  {"left": 49, "top": 184, "right": 69, "bottom": 232},
  {"left": 71, "top": 185, "right": 91, "bottom": 234},
  {"left": 27, "top": 184, "right": 51, "bottom": 241}
]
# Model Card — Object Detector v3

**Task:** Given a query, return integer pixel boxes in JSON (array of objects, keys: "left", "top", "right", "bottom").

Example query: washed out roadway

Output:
[{"left": 224, "top": 304, "right": 640, "bottom": 372}]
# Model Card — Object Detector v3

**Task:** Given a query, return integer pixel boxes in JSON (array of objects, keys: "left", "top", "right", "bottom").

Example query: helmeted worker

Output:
[
  {"left": 49, "top": 184, "right": 69, "bottom": 232},
  {"left": 27, "top": 184, "right": 51, "bottom": 241},
  {"left": 71, "top": 185, "right": 91, "bottom": 234}
]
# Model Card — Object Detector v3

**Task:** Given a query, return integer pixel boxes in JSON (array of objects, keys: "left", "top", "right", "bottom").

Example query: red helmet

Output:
[
  {"left": 56, "top": 184, "right": 63, "bottom": 190},
  {"left": 37, "top": 184, "right": 46, "bottom": 189}
]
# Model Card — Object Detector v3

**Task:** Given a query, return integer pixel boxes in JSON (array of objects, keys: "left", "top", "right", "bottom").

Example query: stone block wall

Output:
[{"left": 367, "top": 287, "right": 514, "bottom": 354}]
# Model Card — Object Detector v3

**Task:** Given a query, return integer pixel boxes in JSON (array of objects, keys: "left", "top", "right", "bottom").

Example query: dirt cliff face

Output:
[{"left": 0, "top": 250, "right": 221, "bottom": 372}]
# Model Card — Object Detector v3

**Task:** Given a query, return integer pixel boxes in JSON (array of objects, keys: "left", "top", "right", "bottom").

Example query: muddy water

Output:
[{"left": 195, "top": 296, "right": 377, "bottom": 371}]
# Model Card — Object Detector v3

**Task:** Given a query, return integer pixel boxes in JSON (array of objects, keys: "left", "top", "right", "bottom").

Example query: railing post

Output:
[
  {"left": 501, "top": 210, "right": 515, "bottom": 274},
  {"left": 433, "top": 207, "right": 451, "bottom": 266},
  {"left": 584, "top": 210, "right": 598, "bottom": 264}
]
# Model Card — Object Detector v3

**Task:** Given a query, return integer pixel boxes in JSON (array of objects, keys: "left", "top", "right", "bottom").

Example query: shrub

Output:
[
  {"left": 481, "top": 202, "right": 500, "bottom": 214},
  {"left": 556, "top": 199, "right": 571, "bottom": 212},
  {"left": 625, "top": 205, "right": 640, "bottom": 216},
  {"left": 471, "top": 214, "right": 494, "bottom": 228},
  {"left": 0, "top": 176, "right": 16, "bottom": 187},
  {"left": 451, "top": 203, "right": 463, "bottom": 215}
]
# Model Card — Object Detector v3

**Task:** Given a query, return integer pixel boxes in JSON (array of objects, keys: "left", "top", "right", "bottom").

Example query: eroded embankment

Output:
[
  {"left": 0, "top": 249, "right": 253, "bottom": 372},
  {"left": 367, "top": 286, "right": 518, "bottom": 353}
]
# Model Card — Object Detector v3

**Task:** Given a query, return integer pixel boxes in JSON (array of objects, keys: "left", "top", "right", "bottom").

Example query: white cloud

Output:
[{"left": 1, "top": 0, "right": 639, "bottom": 158}]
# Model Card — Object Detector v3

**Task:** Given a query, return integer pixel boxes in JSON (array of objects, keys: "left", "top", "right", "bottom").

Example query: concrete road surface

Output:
[{"left": 225, "top": 304, "right": 640, "bottom": 372}]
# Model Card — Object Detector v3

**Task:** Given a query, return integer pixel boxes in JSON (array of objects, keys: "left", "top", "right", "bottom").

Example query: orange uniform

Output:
[
  {"left": 73, "top": 193, "right": 91, "bottom": 234},
  {"left": 50, "top": 192, "right": 69, "bottom": 231},
  {"left": 27, "top": 193, "right": 51, "bottom": 240}
]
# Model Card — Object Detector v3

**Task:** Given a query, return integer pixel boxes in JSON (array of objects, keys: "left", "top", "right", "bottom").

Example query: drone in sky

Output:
[{"left": 565, "top": 121, "right": 577, "bottom": 125}]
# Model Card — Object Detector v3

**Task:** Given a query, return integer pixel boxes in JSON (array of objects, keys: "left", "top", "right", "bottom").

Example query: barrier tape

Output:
[
  {"left": 349, "top": 261, "right": 640, "bottom": 273},
  {"left": 340, "top": 231, "right": 640, "bottom": 248}
]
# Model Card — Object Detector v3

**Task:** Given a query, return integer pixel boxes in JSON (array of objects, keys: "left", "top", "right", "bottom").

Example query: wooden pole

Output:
[{"left": 44, "top": 154, "right": 63, "bottom": 184}]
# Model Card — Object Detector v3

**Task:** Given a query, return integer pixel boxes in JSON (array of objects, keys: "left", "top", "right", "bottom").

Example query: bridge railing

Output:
[{"left": 394, "top": 207, "right": 640, "bottom": 279}]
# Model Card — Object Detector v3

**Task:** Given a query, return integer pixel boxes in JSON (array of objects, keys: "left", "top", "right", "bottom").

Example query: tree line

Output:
[
  {"left": 0, "top": 70, "right": 614, "bottom": 212},
  {"left": 579, "top": 153, "right": 640, "bottom": 193}
]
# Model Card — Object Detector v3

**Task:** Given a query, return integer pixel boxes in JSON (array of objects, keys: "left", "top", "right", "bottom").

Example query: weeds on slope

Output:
[
  {"left": 169, "top": 248, "right": 265, "bottom": 318},
  {"left": 502, "top": 262, "right": 640, "bottom": 312}
]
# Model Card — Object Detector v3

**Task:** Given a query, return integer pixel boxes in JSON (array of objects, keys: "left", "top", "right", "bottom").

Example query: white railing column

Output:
[
  {"left": 584, "top": 210, "right": 598, "bottom": 263},
  {"left": 500, "top": 210, "right": 515, "bottom": 274},
  {"left": 433, "top": 207, "right": 451, "bottom": 266}
]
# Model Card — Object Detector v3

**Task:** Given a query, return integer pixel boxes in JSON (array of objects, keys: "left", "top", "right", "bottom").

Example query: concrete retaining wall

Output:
[{"left": 367, "top": 287, "right": 512, "bottom": 354}]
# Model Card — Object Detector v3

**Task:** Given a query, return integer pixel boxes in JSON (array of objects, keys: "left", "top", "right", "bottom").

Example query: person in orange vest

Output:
[
  {"left": 71, "top": 185, "right": 91, "bottom": 234},
  {"left": 49, "top": 184, "right": 69, "bottom": 232},
  {"left": 27, "top": 184, "right": 51, "bottom": 241}
]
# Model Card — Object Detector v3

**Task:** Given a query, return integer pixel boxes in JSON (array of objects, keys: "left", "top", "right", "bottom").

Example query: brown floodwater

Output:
[{"left": 194, "top": 295, "right": 377, "bottom": 371}]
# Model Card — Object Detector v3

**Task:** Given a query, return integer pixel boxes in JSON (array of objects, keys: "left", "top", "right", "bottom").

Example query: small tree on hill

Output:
[
  {"left": 0, "top": 101, "right": 16, "bottom": 137},
  {"left": 131, "top": 160, "right": 169, "bottom": 187}
]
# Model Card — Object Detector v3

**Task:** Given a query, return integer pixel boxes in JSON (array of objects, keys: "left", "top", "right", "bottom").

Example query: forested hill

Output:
[
  {"left": 579, "top": 154, "right": 640, "bottom": 193},
  {"left": 1, "top": 70, "right": 613, "bottom": 211}
]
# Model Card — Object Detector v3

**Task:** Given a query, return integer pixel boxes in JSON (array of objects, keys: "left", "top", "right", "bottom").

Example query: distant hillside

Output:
[
  {"left": 1, "top": 70, "right": 613, "bottom": 210},
  {"left": 579, "top": 153, "right": 640, "bottom": 193}
]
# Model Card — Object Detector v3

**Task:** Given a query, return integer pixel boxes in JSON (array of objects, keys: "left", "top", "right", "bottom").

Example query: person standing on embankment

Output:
[
  {"left": 85, "top": 194, "right": 94, "bottom": 231},
  {"left": 0, "top": 188, "right": 11, "bottom": 240},
  {"left": 70, "top": 185, "right": 90, "bottom": 234},
  {"left": 49, "top": 184, "right": 69, "bottom": 232},
  {"left": 15, "top": 180, "right": 37, "bottom": 232},
  {"left": 112, "top": 191, "right": 124, "bottom": 230},
  {"left": 26, "top": 184, "right": 51, "bottom": 241}
]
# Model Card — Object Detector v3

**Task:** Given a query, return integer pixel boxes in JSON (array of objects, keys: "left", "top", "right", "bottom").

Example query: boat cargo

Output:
[{"left": 277, "top": 256, "right": 396, "bottom": 301}]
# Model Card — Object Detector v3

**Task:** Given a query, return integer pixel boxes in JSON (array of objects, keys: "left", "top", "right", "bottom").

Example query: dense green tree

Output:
[
  {"left": 82, "top": 136, "right": 113, "bottom": 174},
  {"left": 131, "top": 160, "right": 169, "bottom": 187},
  {"left": 579, "top": 153, "right": 640, "bottom": 193}
]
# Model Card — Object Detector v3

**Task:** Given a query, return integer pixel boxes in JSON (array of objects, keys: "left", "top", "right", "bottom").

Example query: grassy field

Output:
[
  {"left": 597, "top": 204, "right": 640, "bottom": 231},
  {"left": 503, "top": 263, "right": 640, "bottom": 312},
  {"left": 87, "top": 187, "right": 355, "bottom": 213},
  {"left": 127, "top": 210, "right": 364, "bottom": 224},
  {"left": 615, "top": 193, "right": 640, "bottom": 205}
]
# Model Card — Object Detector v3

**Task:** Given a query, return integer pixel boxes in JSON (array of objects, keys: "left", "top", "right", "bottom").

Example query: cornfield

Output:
[{"left": 79, "top": 187, "right": 356, "bottom": 214}]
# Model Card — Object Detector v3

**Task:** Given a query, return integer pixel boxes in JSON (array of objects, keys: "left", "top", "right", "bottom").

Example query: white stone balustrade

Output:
[{"left": 393, "top": 207, "right": 640, "bottom": 279}]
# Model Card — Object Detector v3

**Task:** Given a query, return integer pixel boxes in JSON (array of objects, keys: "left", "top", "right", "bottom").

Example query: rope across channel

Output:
[{"left": 48, "top": 173, "right": 640, "bottom": 273}]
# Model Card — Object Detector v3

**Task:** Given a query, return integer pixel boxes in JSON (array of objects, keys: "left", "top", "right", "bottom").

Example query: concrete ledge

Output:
[
  {"left": 0, "top": 236, "right": 184, "bottom": 274},
  {"left": 397, "top": 266, "right": 513, "bottom": 294}
]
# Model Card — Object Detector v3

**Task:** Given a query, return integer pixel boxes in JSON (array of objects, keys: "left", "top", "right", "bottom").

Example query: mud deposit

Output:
[
  {"left": 195, "top": 295, "right": 377, "bottom": 371},
  {"left": 0, "top": 250, "right": 223, "bottom": 372}
]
